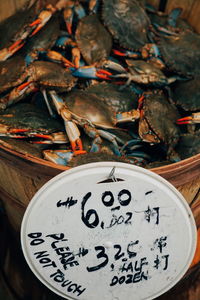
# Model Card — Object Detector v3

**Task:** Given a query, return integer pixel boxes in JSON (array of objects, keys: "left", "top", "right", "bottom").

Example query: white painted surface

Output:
[{"left": 21, "top": 162, "right": 197, "bottom": 300}]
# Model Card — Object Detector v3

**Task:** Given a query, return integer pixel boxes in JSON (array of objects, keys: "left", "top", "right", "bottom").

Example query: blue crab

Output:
[
  {"left": 102, "top": 0, "right": 151, "bottom": 50},
  {"left": 172, "top": 76, "right": 200, "bottom": 112},
  {"left": 0, "top": 2, "right": 38, "bottom": 61},
  {"left": 110, "top": 59, "right": 179, "bottom": 87},
  {"left": 175, "top": 132, "right": 200, "bottom": 160},
  {"left": 49, "top": 89, "right": 126, "bottom": 153},
  {"left": 0, "top": 0, "right": 69, "bottom": 61},
  {"left": 47, "top": 87, "right": 151, "bottom": 165},
  {"left": 75, "top": 14, "right": 112, "bottom": 67},
  {"left": 0, "top": 12, "right": 61, "bottom": 95},
  {"left": 0, "top": 103, "right": 68, "bottom": 144},
  {"left": 0, "top": 61, "right": 77, "bottom": 110},
  {"left": 84, "top": 82, "right": 138, "bottom": 113},
  {"left": 116, "top": 91, "right": 181, "bottom": 161},
  {"left": 157, "top": 31, "right": 200, "bottom": 76}
]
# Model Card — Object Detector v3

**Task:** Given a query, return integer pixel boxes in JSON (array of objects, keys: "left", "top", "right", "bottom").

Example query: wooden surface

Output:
[
  {"left": 0, "top": 194, "right": 200, "bottom": 300},
  {"left": 0, "top": 0, "right": 33, "bottom": 22},
  {"left": 146, "top": 0, "right": 160, "bottom": 9},
  {"left": 0, "top": 0, "right": 200, "bottom": 33},
  {"left": 0, "top": 144, "right": 199, "bottom": 233},
  {"left": 165, "top": 0, "right": 195, "bottom": 19},
  {"left": 187, "top": 1, "right": 200, "bottom": 33}
]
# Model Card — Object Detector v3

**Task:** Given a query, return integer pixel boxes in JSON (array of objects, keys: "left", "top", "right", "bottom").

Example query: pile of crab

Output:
[{"left": 0, "top": 0, "right": 199, "bottom": 167}]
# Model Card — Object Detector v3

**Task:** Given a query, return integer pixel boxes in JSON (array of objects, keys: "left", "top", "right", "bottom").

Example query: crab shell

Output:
[
  {"left": 175, "top": 132, "right": 200, "bottom": 159},
  {"left": 0, "top": 56, "right": 26, "bottom": 94},
  {"left": 172, "top": 76, "right": 200, "bottom": 111},
  {"left": 63, "top": 90, "right": 116, "bottom": 128},
  {"left": 25, "top": 61, "right": 77, "bottom": 91},
  {"left": 75, "top": 14, "right": 112, "bottom": 66},
  {"left": 102, "top": 0, "right": 150, "bottom": 50},
  {"left": 0, "top": 103, "right": 64, "bottom": 134},
  {"left": 158, "top": 31, "right": 200, "bottom": 76},
  {"left": 140, "top": 92, "right": 181, "bottom": 147},
  {"left": 126, "top": 59, "right": 169, "bottom": 87},
  {"left": 0, "top": 14, "right": 61, "bottom": 95},
  {"left": 85, "top": 82, "right": 138, "bottom": 113}
]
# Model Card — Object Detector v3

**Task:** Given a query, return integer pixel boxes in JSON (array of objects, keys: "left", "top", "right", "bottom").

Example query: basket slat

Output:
[
  {"left": 166, "top": 0, "right": 195, "bottom": 19},
  {"left": 187, "top": 1, "right": 200, "bottom": 33}
]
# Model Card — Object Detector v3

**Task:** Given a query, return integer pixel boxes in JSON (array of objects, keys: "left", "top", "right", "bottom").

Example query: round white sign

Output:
[{"left": 21, "top": 162, "right": 197, "bottom": 300}]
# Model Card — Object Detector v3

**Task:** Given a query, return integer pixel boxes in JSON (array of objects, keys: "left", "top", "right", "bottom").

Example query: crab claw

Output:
[
  {"left": 46, "top": 50, "right": 74, "bottom": 67},
  {"left": 0, "top": 124, "right": 29, "bottom": 137},
  {"left": 71, "top": 47, "right": 81, "bottom": 69},
  {"left": 63, "top": 7, "right": 74, "bottom": 35},
  {"left": 176, "top": 112, "right": 200, "bottom": 125},
  {"left": 71, "top": 66, "right": 111, "bottom": 79},
  {"left": 0, "top": 82, "right": 37, "bottom": 110},
  {"left": 0, "top": 40, "right": 25, "bottom": 61},
  {"left": 31, "top": 132, "right": 68, "bottom": 144},
  {"left": 29, "top": 4, "right": 56, "bottom": 37}
]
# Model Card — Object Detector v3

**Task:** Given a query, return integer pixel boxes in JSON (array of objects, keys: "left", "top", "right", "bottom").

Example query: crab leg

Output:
[
  {"left": 31, "top": 131, "right": 68, "bottom": 144},
  {"left": 49, "top": 90, "right": 86, "bottom": 153},
  {"left": 43, "top": 148, "right": 86, "bottom": 166},
  {"left": 0, "top": 41, "right": 25, "bottom": 61},
  {"left": 116, "top": 109, "right": 140, "bottom": 125},
  {"left": 43, "top": 149, "right": 73, "bottom": 166},
  {"left": 29, "top": 4, "right": 57, "bottom": 37},
  {"left": 41, "top": 89, "right": 56, "bottom": 118},
  {"left": 176, "top": 112, "right": 200, "bottom": 125},
  {"left": 112, "top": 49, "right": 141, "bottom": 59},
  {"left": 63, "top": 7, "right": 74, "bottom": 35},
  {"left": 71, "top": 47, "right": 81, "bottom": 69},
  {"left": 0, "top": 82, "right": 37, "bottom": 110},
  {"left": 0, "top": 124, "right": 29, "bottom": 137},
  {"left": 89, "top": 0, "right": 99, "bottom": 14}
]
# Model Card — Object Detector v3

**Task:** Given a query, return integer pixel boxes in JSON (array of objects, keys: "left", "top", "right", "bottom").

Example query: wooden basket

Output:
[{"left": 0, "top": 0, "right": 200, "bottom": 299}]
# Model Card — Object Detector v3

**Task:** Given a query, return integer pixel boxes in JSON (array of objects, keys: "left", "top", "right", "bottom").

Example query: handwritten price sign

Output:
[{"left": 21, "top": 163, "right": 197, "bottom": 300}]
